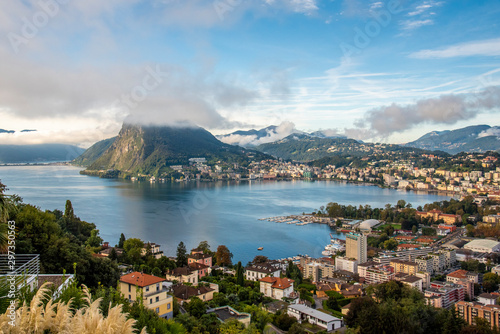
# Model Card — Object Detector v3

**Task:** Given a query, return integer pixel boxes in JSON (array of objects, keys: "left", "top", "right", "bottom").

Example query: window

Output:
[
  {"left": 128, "top": 285, "right": 131, "bottom": 292},
  {"left": 155, "top": 307, "right": 159, "bottom": 314},
  {"left": 156, "top": 283, "right": 160, "bottom": 291},
  {"left": 156, "top": 296, "right": 159, "bottom": 302},
  {"left": 128, "top": 295, "right": 131, "bottom": 301},
  {"left": 150, "top": 298, "right": 152, "bottom": 304},
  {"left": 146, "top": 286, "right": 149, "bottom": 292},
  {"left": 168, "top": 303, "right": 171, "bottom": 310}
]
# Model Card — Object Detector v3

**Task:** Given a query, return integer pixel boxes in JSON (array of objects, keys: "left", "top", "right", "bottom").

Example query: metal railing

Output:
[{"left": 0, "top": 254, "right": 40, "bottom": 289}]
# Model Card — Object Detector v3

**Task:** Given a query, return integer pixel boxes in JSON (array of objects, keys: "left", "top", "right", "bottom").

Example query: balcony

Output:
[{"left": 0, "top": 254, "right": 40, "bottom": 290}]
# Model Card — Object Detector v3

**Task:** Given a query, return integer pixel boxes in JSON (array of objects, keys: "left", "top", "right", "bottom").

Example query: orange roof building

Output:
[
  {"left": 119, "top": 272, "right": 173, "bottom": 319},
  {"left": 259, "top": 277, "right": 295, "bottom": 300}
]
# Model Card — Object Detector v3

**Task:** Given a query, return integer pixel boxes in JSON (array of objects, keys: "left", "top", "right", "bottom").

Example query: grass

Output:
[{"left": 377, "top": 223, "right": 402, "bottom": 230}]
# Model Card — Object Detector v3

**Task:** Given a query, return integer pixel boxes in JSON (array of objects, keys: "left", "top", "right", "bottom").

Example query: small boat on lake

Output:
[{"left": 257, "top": 247, "right": 263, "bottom": 251}]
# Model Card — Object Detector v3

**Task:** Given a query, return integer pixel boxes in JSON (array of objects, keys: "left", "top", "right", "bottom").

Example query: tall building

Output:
[{"left": 346, "top": 232, "right": 367, "bottom": 264}]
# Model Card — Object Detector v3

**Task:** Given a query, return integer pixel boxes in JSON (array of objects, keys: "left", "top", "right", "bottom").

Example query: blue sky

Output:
[{"left": 0, "top": 0, "right": 499, "bottom": 147}]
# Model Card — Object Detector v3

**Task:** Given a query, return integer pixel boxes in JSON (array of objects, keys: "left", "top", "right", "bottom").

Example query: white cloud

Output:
[
  {"left": 409, "top": 38, "right": 500, "bottom": 59},
  {"left": 219, "top": 121, "right": 300, "bottom": 146},
  {"left": 400, "top": 19, "right": 433, "bottom": 31},
  {"left": 478, "top": 127, "right": 500, "bottom": 138}
]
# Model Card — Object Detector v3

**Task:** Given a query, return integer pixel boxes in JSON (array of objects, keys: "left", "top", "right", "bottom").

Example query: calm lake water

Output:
[{"left": 0, "top": 165, "right": 453, "bottom": 264}]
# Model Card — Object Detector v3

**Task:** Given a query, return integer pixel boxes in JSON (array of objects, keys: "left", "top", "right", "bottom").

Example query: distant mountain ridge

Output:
[
  {"left": 84, "top": 123, "right": 269, "bottom": 176},
  {"left": 0, "top": 144, "right": 85, "bottom": 164},
  {"left": 404, "top": 125, "right": 500, "bottom": 154},
  {"left": 253, "top": 133, "right": 421, "bottom": 161},
  {"left": 217, "top": 125, "right": 344, "bottom": 147}
]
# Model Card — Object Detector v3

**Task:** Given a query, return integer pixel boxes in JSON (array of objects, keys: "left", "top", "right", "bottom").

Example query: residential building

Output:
[
  {"left": 394, "top": 273, "right": 423, "bottom": 291},
  {"left": 207, "top": 306, "right": 251, "bottom": 328},
  {"left": 288, "top": 304, "right": 343, "bottom": 331},
  {"left": 365, "top": 266, "right": 394, "bottom": 285},
  {"left": 456, "top": 301, "right": 500, "bottom": 329},
  {"left": 346, "top": 232, "right": 367, "bottom": 264},
  {"left": 479, "top": 215, "right": 500, "bottom": 228},
  {"left": 188, "top": 262, "right": 210, "bottom": 278},
  {"left": 357, "top": 261, "right": 377, "bottom": 278},
  {"left": 259, "top": 277, "right": 294, "bottom": 300},
  {"left": 416, "top": 271, "right": 431, "bottom": 290},
  {"left": 416, "top": 209, "right": 461, "bottom": 225},
  {"left": 416, "top": 256, "right": 434, "bottom": 274},
  {"left": 316, "top": 279, "right": 363, "bottom": 299},
  {"left": 165, "top": 267, "right": 199, "bottom": 285},
  {"left": 390, "top": 259, "right": 418, "bottom": 275},
  {"left": 245, "top": 263, "right": 280, "bottom": 281},
  {"left": 141, "top": 242, "right": 164, "bottom": 259},
  {"left": 335, "top": 257, "right": 358, "bottom": 274},
  {"left": 188, "top": 249, "right": 213, "bottom": 268},
  {"left": 478, "top": 293, "right": 498, "bottom": 306},
  {"left": 302, "top": 259, "right": 336, "bottom": 282},
  {"left": 119, "top": 272, "right": 173, "bottom": 319},
  {"left": 171, "top": 283, "right": 215, "bottom": 303},
  {"left": 424, "top": 281, "right": 464, "bottom": 309}
]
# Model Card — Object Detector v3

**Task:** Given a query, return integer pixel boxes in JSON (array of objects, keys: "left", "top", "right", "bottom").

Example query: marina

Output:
[{"left": 259, "top": 215, "right": 333, "bottom": 226}]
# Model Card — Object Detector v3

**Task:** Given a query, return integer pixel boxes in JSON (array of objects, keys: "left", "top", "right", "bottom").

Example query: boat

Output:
[
  {"left": 323, "top": 238, "right": 345, "bottom": 254},
  {"left": 257, "top": 247, "right": 263, "bottom": 251}
]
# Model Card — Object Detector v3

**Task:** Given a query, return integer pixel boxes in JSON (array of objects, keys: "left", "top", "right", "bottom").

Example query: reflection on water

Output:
[{"left": 0, "top": 165, "right": 453, "bottom": 264}]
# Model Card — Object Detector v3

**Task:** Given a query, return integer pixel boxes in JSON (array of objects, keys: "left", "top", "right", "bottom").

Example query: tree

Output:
[
  {"left": 252, "top": 255, "right": 268, "bottom": 264},
  {"left": 176, "top": 241, "right": 188, "bottom": 267},
  {"left": 186, "top": 297, "right": 206, "bottom": 318},
  {"left": 236, "top": 261, "right": 244, "bottom": 286},
  {"left": 124, "top": 238, "right": 144, "bottom": 263},
  {"left": 216, "top": 245, "right": 233, "bottom": 266},
  {"left": 118, "top": 233, "right": 126, "bottom": 248},
  {"left": 288, "top": 323, "right": 307, "bottom": 334},
  {"left": 412, "top": 225, "right": 418, "bottom": 234},
  {"left": 85, "top": 229, "right": 103, "bottom": 248},
  {"left": 326, "top": 296, "right": 340, "bottom": 311},
  {"left": 383, "top": 239, "right": 398, "bottom": 250},
  {"left": 273, "top": 311, "right": 297, "bottom": 331},
  {"left": 397, "top": 199, "right": 406, "bottom": 209},
  {"left": 64, "top": 199, "right": 74, "bottom": 220},
  {"left": 197, "top": 240, "right": 211, "bottom": 253},
  {"left": 109, "top": 247, "right": 118, "bottom": 261}
]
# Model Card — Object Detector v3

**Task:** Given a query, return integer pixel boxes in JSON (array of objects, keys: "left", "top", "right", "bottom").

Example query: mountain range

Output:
[
  {"left": 0, "top": 144, "right": 85, "bottom": 164},
  {"left": 404, "top": 125, "right": 500, "bottom": 154},
  {"left": 83, "top": 123, "right": 269, "bottom": 176},
  {"left": 216, "top": 125, "right": 344, "bottom": 147}
]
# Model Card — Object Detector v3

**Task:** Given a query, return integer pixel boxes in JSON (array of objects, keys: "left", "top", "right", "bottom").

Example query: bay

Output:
[{"left": 0, "top": 165, "right": 453, "bottom": 264}]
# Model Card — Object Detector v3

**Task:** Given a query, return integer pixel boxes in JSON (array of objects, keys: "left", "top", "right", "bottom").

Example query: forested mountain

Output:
[
  {"left": 254, "top": 134, "right": 426, "bottom": 162},
  {"left": 405, "top": 125, "right": 500, "bottom": 154},
  {"left": 85, "top": 123, "right": 269, "bottom": 176},
  {"left": 72, "top": 136, "right": 117, "bottom": 166},
  {"left": 0, "top": 144, "right": 85, "bottom": 163}
]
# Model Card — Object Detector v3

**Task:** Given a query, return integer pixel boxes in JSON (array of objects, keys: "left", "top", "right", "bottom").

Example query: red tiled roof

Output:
[
  {"left": 447, "top": 269, "right": 468, "bottom": 279},
  {"left": 259, "top": 277, "right": 294, "bottom": 290},
  {"left": 120, "top": 272, "right": 165, "bottom": 287}
]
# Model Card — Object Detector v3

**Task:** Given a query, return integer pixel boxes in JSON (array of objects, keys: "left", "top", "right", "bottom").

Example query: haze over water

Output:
[{"left": 0, "top": 165, "right": 453, "bottom": 264}]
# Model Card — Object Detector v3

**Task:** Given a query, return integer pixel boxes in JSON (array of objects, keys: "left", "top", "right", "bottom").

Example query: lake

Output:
[{"left": 0, "top": 165, "right": 453, "bottom": 264}]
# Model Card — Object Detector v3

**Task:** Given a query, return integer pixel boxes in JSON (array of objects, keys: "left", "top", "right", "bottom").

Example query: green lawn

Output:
[{"left": 377, "top": 223, "right": 402, "bottom": 230}]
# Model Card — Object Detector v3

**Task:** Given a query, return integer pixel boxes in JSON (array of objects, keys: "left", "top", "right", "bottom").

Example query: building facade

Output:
[
  {"left": 346, "top": 232, "right": 367, "bottom": 264},
  {"left": 119, "top": 272, "right": 173, "bottom": 319}
]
